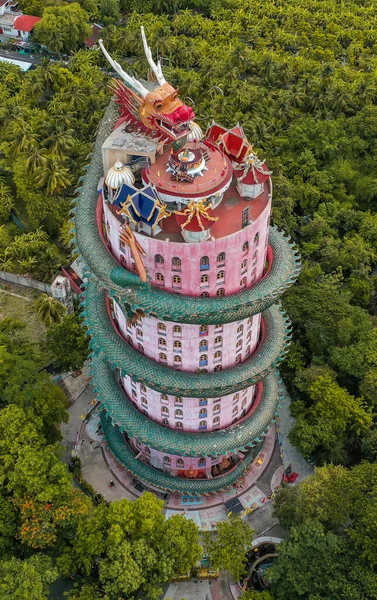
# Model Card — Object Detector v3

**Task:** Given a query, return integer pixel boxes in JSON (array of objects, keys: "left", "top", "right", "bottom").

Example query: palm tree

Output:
[
  {"left": 0, "top": 257, "right": 13, "bottom": 272},
  {"left": 37, "top": 247, "right": 61, "bottom": 281},
  {"left": 33, "top": 293, "right": 66, "bottom": 327},
  {"left": 44, "top": 125, "right": 75, "bottom": 160},
  {"left": 35, "top": 155, "right": 71, "bottom": 195},
  {"left": 19, "top": 256, "right": 38, "bottom": 275},
  {"left": 24, "top": 145, "right": 48, "bottom": 174},
  {"left": 6, "top": 119, "right": 40, "bottom": 157}
]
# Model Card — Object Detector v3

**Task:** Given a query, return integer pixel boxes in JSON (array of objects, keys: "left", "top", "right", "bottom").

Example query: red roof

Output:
[
  {"left": 205, "top": 122, "right": 227, "bottom": 145},
  {"left": 13, "top": 15, "right": 41, "bottom": 32},
  {"left": 84, "top": 23, "right": 103, "bottom": 48},
  {"left": 175, "top": 207, "right": 216, "bottom": 232},
  {"left": 234, "top": 162, "right": 271, "bottom": 185}
]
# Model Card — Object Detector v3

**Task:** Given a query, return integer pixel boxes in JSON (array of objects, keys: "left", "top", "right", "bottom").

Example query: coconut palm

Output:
[
  {"left": 35, "top": 155, "right": 71, "bottom": 196},
  {"left": 44, "top": 125, "right": 75, "bottom": 160},
  {"left": 33, "top": 293, "right": 66, "bottom": 327}
]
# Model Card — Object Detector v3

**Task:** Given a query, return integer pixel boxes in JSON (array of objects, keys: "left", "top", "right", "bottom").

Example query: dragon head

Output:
[{"left": 99, "top": 28, "right": 195, "bottom": 141}]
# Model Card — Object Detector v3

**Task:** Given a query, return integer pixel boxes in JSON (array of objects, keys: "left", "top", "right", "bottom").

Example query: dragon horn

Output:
[
  {"left": 99, "top": 40, "right": 149, "bottom": 98},
  {"left": 140, "top": 26, "right": 166, "bottom": 86}
]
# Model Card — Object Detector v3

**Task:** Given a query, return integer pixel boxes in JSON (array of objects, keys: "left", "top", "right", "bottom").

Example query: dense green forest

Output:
[{"left": 0, "top": 0, "right": 377, "bottom": 597}]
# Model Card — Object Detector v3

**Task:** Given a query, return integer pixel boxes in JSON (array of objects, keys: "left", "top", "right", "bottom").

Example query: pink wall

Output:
[
  {"left": 121, "top": 374, "right": 256, "bottom": 432},
  {"left": 103, "top": 194, "right": 271, "bottom": 297},
  {"left": 112, "top": 299, "right": 261, "bottom": 373}
]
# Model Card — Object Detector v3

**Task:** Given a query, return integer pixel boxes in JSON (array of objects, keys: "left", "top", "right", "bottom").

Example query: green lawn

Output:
[{"left": 0, "top": 283, "right": 46, "bottom": 343}]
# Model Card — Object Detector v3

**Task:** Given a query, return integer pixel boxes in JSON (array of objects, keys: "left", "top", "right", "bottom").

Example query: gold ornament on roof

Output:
[{"left": 176, "top": 199, "right": 218, "bottom": 231}]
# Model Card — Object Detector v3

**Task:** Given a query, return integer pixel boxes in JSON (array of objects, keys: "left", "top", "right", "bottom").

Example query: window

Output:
[
  {"left": 201, "top": 292, "right": 209, "bottom": 297},
  {"left": 236, "top": 354, "right": 242, "bottom": 363},
  {"left": 201, "top": 274, "right": 209, "bottom": 284},
  {"left": 215, "top": 336, "right": 222, "bottom": 345},
  {"left": 242, "top": 207, "right": 250, "bottom": 228},
  {"left": 160, "top": 394, "right": 168, "bottom": 403},
  {"left": 237, "top": 325, "right": 244, "bottom": 336},
  {"left": 240, "top": 277, "right": 247, "bottom": 288},
  {"left": 242, "top": 400, "right": 247, "bottom": 409},
  {"left": 200, "top": 339, "right": 208, "bottom": 348},
  {"left": 242, "top": 241, "right": 249, "bottom": 253},
  {"left": 158, "top": 322, "right": 166, "bottom": 332},
  {"left": 173, "top": 325, "right": 181, "bottom": 336},
  {"left": 214, "top": 365, "right": 222, "bottom": 372},
  {"left": 159, "top": 352, "right": 167, "bottom": 362},
  {"left": 137, "top": 343, "right": 144, "bottom": 353},
  {"left": 236, "top": 340, "right": 242, "bottom": 349},
  {"left": 141, "top": 397, "right": 147, "bottom": 405},
  {"left": 162, "top": 418, "right": 169, "bottom": 425},
  {"left": 175, "top": 396, "right": 183, "bottom": 404},
  {"left": 155, "top": 254, "right": 164, "bottom": 264},
  {"left": 200, "top": 256, "right": 209, "bottom": 270},
  {"left": 199, "top": 408, "right": 207, "bottom": 416},
  {"left": 214, "top": 350, "right": 222, "bottom": 360},
  {"left": 141, "top": 384, "right": 147, "bottom": 393},
  {"left": 217, "top": 252, "right": 225, "bottom": 265},
  {"left": 176, "top": 422, "right": 183, "bottom": 429},
  {"left": 217, "top": 270, "right": 225, "bottom": 281},
  {"left": 174, "top": 355, "right": 182, "bottom": 363},
  {"left": 156, "top": 273, "right": 164, "bottom": 284},
  {"left": 158, "top": 338, "right": 167, "bottom": 347},
  {"left": 174, "top": 340, "right": 182, "bottom": 350},
  {"left": 248, "top": 317, "right": 253, "bottom": 326},
  {"left": 126, "top": 335, "right": 132, "bottom": 345},
  {"left": 233, "top": 393, "right": 239, "bottom": 403},
  {"left": 172, "top": 275, "right": 181, "bottom": 287},
  {"left": 246, "top": 345, "right": 251, "bottom": 356},
  {"left": 161, "top": 406, "right": 169, "bottom": 415},
  {"left": 198, "top": 458, "right": 206, "bottom": 466},
  {"left": 200, "top": 398, "right": 208, "bottom": 406},
  {"left": 246, "top": 331, "right": 252, "bottom": 342},
  {"left": 213, "top": 404, "right": 221, "bottom": 413},
  {"left": 241, "top": 259, "right": 247, "bottom": 272},
  {"left": 172, "top": 256, "right": 181, "bottom": 271},
  {"left": 199, "top": 420, "right": 207, "bottom": 430},
  {"left": 177, "top": 458, "right": 184, "bottom": 466},
  {"left": 200, "top": 354, "right": 208, "bottom": 363},
  {"left": 215, "top": 324, "right": 223, "bottom": 332},
  {"left": 232, "top": 406, "right": 238, "bottom": 414},
  {"left": 252, "top": 250, "right": 258, "bottom": 265},
  {"left": 163, "top": 455, "right": 170, "bottom": 464},
  {"left": 216, "top": 288, "right": 225, "bottom": 296},
  {"left": 175, "top": 409, "right": 183, "bottom": 417},
  {"left": 213, "top": 416, "right": 220, "bottom": 425},
  {"left": 251, "top": 268, "right": 257, "bottom": 282},
  {"left": 254, "top": 232, "right": 259, "bottom": 246},
  {"left": 136, "top": 328, "right": 143, "bottom": 338},
  {"left": 200, "top": 324, "right": 208, "bottom": 335}
]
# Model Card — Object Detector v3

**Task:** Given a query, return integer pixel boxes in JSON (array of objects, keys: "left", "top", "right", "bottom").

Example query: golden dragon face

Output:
[{"left": 139, "top": 83, "right": 194, "bottom": 139}]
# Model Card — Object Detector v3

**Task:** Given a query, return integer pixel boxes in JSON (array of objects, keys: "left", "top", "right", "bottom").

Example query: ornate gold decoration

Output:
[
  {"left": 176, "top": 199, "right": 219, "bottom": 231},
  {"left": 119, "top": 224, "right": 147, "bottom": 283}
]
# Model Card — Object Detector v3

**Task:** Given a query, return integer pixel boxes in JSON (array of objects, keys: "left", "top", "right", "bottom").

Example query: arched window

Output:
[
  {"left": 200, "top": 256, "right": 209, "bottom": 269},
  {"left": 172, "top": 256, "right": 181, "bottom": 271},
  {"left": 160, "top": 394, "right": 168, "bottom": 403},
  {"left": 236, "top": 339, "right": 242, "bottom": 349},
  {"left": 163, "top": 456, "right": 170, "bottom": 464},
  {"left": 236, "top": 354, "right": 242, "bottom": 363},
  {"left": 252, "top": 250, "right": 258, "bottom": 265},
  {"left": 172, "top": 275, "right": 181, "bottom": 286},
  {"left": 200, "top": 325, "right": 208, "bottom": 334},
  {"left": 159, "top": 352, "right": 167, "bottom": 362},
  {"left": 198, "top": 458, "right": 206, "bottom": 466},
  {"left": 161, "top": 406, "right": 169, "bottom": 415},
  {"left": 173, "top": 325, "right": 181, "bottom": 336},
  {"left": 214, "top": 365, "right": 222, "bottom": 372},
  {"left": 176, "top": 422, "right": 183, "bottom": 429},
  {"left": 155, "top": 254, "right": 164, "bottom": 264},
  {"left": 240, "top": 277, "right": 247, "bottom": 288},
  {"left": 213, "top": 404, "right": 221, "bottom": 413},
  {"left": 174, "top": 355, "right": 182, "bottom": 364},
  {"left": 254, "top": 232, "right": 259, "bottom": 246},
  {"left": 215, "top": 336, "right": 222, "bottom": 345},
  {"left": 201, "top": 291, "right": 209, "bottom": 297},
  {"left": 248, "top": 317, "right": 253, "bottom": 326},
  {"left": 241, "top": 259, "right": 247, "bottom": 272},
  {"left": 158, "top": 322, "right": 166, "bottom": 332},
  {"left": 137, "top": 343, "right": 144, "bottom": 353},
  {"left": 217, "top": 252, "right": 226, "bottom": 265},
  {"left": 232, "top": 406, "right": 238, "bottom": 414},
  {"left": 162, "top": 418, "right": 169, "bottom": 425},
  {"left": 246, "top": 345, "right": 251, "bottom": 356},
  {"left": 175, "top": 409, "right": 183, "bottom": 417},
  {"left": 237, "top": 325, "right": 244, "bottom": 335},
  {"left": 241, "top": 400, "right": 247, "bottom": 409},
  {"left": 217, "top": 270, "right": 225, "bottom": 281},
  {"left": 216, "top": 288, "right": 225, "bottom": 296},
  {"left": 177, "top": 458, "right": 184, "bottom": 466},
  {"left": 201, "top": 274, "right": 209, "bottom": 284},
  {"left": 175, "top": 396, "right": 182, "bottom": 404},
  {"left": 213, "top": 416, "right": 220, "bottom": 425},
  {"left": 199, "top": 420, "right": 207, "bottom": 429},
  {"left": 215, "top": 324, "right": 223, "bottom": 332},
  {"left": 141, "top": 384, "right": 147, "bottom": 393},
  {"left": 242, "top": 241, "right": 249, "bottom": 253},
  {"left": 200, "top": 354, "right": 208, "bottom": 362},
  {"left": 200, "top": 339, "right": 208, "bottom": 348},
  {"left": 214, "top": 350, "right": 222, "bottom": 360},
  {"left": 156, "top": 273, "right": 164, "bottom": 284},
  {"left": 136, "top": 328, "right": 143, "bottom": 338},
  {"left": 174, "top": 340, "right": 182, "bottom": 349},
  {"left": 158, "top": 338, "right": 166, "bottom": 347},
  {"left": 251, "top": 268, "right": 257, "bottom": 281},
  {"left": 141, "top": 397, "right": 147, "bottom": 405},
  {"left": 199, "top": 408, "right": 207, "bottom": 416},
  {"left": 233, "top": 393, "right": 239, "bottom": 403}
]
